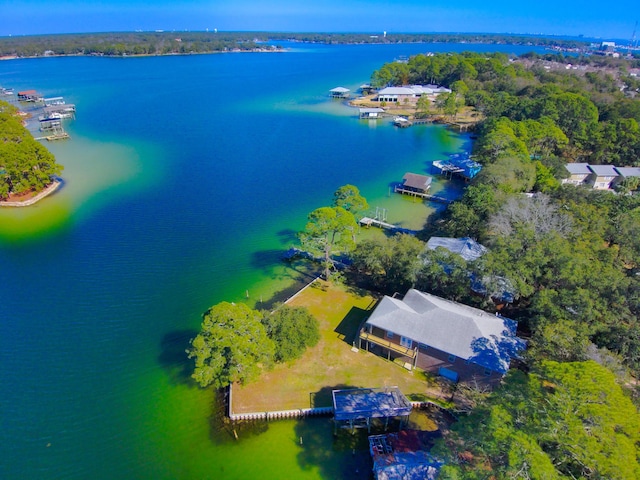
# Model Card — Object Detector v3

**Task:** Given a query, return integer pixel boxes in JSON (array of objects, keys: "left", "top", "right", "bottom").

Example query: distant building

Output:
[
  {"left": 562, "top": 162, "right": 591, "bottom": 186},
  {"left": 329, "top": 86, "right": 350, "bottom": 98},
  {"left": 359, "top": 107, "right": 385, "bottom": 119},
  {"left": 588, "top": 165, "right": 619, "bottom": 190},
  {"left": 399, "top": 172, "right": 432, "bottom": 194},
  {"left": 375, "top": 84, "right": 450, "bottom": 103}
]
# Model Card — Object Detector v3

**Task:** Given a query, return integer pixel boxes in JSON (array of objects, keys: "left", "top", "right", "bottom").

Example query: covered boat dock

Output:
[{"left": 332, "top": 387, "right": 413, "bottom": 433}]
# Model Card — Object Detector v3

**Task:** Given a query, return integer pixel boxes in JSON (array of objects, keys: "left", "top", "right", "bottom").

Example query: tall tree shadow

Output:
[
  {"left": 334, "top": 306, "right": 371, "bottom": 345},
  {"left": 157, "top": 329, "right": 198, "bottom": 387}
]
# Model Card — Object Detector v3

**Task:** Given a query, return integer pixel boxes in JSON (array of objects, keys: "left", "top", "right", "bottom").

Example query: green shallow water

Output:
[{"left": 0, "top": 42, "right": 544, "bottom": 479}]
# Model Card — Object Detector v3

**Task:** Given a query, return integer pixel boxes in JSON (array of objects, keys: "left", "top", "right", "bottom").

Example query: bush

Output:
[{"left": 262, "top": 306, "right": 320, "bottom": 362}]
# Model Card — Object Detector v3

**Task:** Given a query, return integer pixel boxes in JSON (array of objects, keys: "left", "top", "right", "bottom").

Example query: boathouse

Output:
[
  {"left": 432, "top": 154, "right": 482, "bottom": 181},
  {"left": 329, "top": 87, "right": 350, "bottom": 98},
  {"left": 359, "top": 289, "right": 525, "bottom": 384},
  {"left": 359, "top": 107, "right": 385, "bottom": 119},
  {"left": 333, "top": 387, "right": 413, "bottom": 433},
  {"left": 17, "top": 90, "right": 43, "bottom": 102},
  {"left": 399, "top": 173, "right": 432, "bottom": 194}
]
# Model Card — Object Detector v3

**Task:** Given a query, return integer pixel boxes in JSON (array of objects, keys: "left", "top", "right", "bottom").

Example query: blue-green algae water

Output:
[{"left": 0, "top": 42, "right": 544, "bottom": 479}]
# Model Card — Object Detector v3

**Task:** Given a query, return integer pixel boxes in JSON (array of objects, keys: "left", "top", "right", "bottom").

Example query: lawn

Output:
[{"left": 232, "top": 279, "right": 445, "bottom": 414}]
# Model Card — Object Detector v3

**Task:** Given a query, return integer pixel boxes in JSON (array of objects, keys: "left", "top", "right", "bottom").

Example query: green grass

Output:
[{"left": 232, "top": 280, "right": 446, "bottom": 413}]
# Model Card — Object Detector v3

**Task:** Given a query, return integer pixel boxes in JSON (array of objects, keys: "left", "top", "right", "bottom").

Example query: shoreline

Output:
[
  {"left": 0, "top": 179, "right": 62, "bottom": 207},
  {"left": 0, "top": 47, "right": 285, "bottom": 62}
]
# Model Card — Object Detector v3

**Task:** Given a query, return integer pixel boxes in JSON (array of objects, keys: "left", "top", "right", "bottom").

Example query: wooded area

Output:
[{"left": 0, "top": 100, "right": 63, "bottom": 200}]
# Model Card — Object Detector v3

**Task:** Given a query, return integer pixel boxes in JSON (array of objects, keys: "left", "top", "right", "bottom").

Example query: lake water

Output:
[{"left": 0, "top": 42, "right": 544, "bottom": 479}]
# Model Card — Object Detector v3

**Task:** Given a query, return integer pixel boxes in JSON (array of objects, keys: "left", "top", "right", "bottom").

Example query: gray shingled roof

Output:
[{"left": 365, "top": 289, "right": 524, "bottom": 373}]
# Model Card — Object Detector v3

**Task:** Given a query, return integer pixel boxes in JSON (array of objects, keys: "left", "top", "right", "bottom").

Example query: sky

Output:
[{"left": 0, "top": 0, "right": 637, "bottom": 40}]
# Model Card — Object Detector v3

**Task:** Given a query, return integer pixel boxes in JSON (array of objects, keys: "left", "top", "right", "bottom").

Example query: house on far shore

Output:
[
  {"left": 329, "top": 86, "right": 351, "bottom": 98},
  {"left": 359, "top": 289, "right": 525, "bottom": 384},
  {"left": 588, "top": 164, "right": 619, "bottom": 190},
  {"left": 398, "top": 172, "right": 432, "bottom": 194},
  {"left": 562, "top": 162, "right": 591, "bottom": 186}
]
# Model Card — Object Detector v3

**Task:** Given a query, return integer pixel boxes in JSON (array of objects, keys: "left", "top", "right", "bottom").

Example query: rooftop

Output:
[
  {"left": 332, "top": 387, "right": 413, "bottom": 421},
  {"left": 614, "top": 166, "right": 640, "bottom": 178},
  {"left": 426, "top": 236, "right": 487, "bottom": 262},
  {"left": 402, "top": 173, "right": 432, "bottom": 191},
  {"left": 365, "top": 289, "right": 525, "bottom": 374},
  {"left": 565, "top": 162, "right": 591, "bottom": 175},
  {"left": 588, "top": 164, "right": 618, "bottom": 176}
]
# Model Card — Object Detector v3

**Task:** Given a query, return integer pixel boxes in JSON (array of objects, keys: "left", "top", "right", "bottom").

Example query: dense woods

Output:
[
  {"left": 353, "top": 51, "right": 640, "bottom": 476},
  {"left": 0, "top": 100, "right": 62, "bottom": 199}
]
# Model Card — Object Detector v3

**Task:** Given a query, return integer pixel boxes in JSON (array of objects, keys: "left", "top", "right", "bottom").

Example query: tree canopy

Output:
[
  {"left": 187, "top": 302, "right": 274, "bottom": 388},
  {"left": 262, "top": 305, "right": 320, "bottom": 363},
  {"left": 0, "top": 100, "right": 63, "bottom": 199}
]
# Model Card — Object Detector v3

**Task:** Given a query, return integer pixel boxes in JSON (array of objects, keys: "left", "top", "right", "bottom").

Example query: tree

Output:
[
  {"left": 332, "top": 184, "right": 368, "bottom": 215},
  {"left": 187, "top": 302, "right": 274, "bottom": 388},
  {"left": 262, "top": 305, "right": 320, "bottom": 362},
  {"left": 299, "top": 206, "right": 357, "bottom": 279},
  {"left": 437, "top": 362, "right": 640, "bottom": 479},
  {"left": 351, "top": 234, "right": 424, "bottom": 294}
]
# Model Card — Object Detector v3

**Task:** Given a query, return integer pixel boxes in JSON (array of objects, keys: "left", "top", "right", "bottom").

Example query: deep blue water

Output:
[{"left": 0, "top": 42, "right": 546, "bottom": 479}]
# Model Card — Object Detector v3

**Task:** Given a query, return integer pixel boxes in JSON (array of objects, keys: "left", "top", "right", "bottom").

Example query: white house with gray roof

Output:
[
  {"left": 359, "top": 289, "right": 524, "bottom": 383},
  {"left": 562, "top": 163, "right": 591, "bottom": 186},
  {"left": 588, "top": 164, "right": 619, "bottom": 189}
]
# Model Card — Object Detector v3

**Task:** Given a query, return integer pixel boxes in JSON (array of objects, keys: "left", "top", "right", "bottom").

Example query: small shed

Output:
[
  {"left": 332, "top": 387, "right": 413, "bottom": 433},
  {"left": 329, "top": 86, "right": 350, "bottom": 98},
  {"left": 359, "top": 107, "right": 385, "bottom": 119},
  {"left": 401, "top": 173, "right": 432, "bottom": 193}
]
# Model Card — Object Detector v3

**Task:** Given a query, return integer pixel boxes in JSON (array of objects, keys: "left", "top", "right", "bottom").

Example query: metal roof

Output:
[
  {"left": 365, "top": 289, "right": 524, "bottom": 374},
  {"left": 426, "top": 237, "right": 487, "bottom": 262},
  {"left": 330, "top": 86, "right": 350, "bottom": 93},
  {"left": 332, "top": 387, "right": 412, "bottom": 421},
  {"left": 359, "top": 108, "right": 385, "bottom": 113},
  {"left": 614, "top": 167, "right": 640, "bottom": 178},
  {"left": 378, "top": 87, "right": 416, "bottom": 95},
  {"left": 588, "top": 164, "right": 618, "bottom": 176},
  {"left": 565, "top": 162, "right": 591, "bottom": 175}
]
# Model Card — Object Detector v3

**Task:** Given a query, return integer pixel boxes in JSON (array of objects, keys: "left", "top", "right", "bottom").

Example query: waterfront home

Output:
[
  {"left": 562, "top": 162, "right": 591, "bottom": 186},
  {"left": 588, "top": 164, "right": 619, "bottom": 190},
  {"left": 375, "top": 85, "right": 451, "bottom": 104},
  {"left": 329, "top": 86, "right": 350, "bottom": 98},
  {"left": 358, "top": 289, "right": 525, "bottom": 384},
  {"left": 17, "top": 89, "right": 43, "bottom": 102}
]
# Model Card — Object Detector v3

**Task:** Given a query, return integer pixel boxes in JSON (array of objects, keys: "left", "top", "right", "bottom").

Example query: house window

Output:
[
  {"left": 386, "top": 331, "right": 394, "bottom": 339},
  {"left": 484, "top": 368, "right": 492, "bottom": 376},
  {"left": 448, "top": 354, "right": 456, "bottom": 363},
  {"left": 400, "top": 337, "right": 412, "bottom": 349}
]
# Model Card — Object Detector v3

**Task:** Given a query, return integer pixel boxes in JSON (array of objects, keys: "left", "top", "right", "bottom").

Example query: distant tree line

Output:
[
  {"left": 0, "top": 100, "right": 63, "bottom": 199},
  {"left": 0, "top": 32, "right": 281, "bottom": 58},
  {"left": 0, "top": 32, "right": 593, "bottom": 58}
]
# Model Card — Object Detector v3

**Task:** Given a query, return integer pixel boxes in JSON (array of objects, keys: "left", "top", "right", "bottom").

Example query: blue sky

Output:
[{"left": 0, "top": 0, "right": 636, "bottom": 40}]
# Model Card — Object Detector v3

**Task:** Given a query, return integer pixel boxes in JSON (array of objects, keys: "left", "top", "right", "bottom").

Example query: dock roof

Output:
[
  {"left": 330, "top": 86, "right": 350, "bottom": 93},
  {"left": 402, "top": 173, "right": 432, "bottom": 191},
  {"left": 332, "top": 387, "right": 412, "bottom": 421}
]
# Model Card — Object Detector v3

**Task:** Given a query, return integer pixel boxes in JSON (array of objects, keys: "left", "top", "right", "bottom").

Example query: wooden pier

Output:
[
  {"left": 393, "top": 186, "right": 451, "bottom": 204},
  {"left": 359, "top": 217, "right": 417, "bottom": 235}
]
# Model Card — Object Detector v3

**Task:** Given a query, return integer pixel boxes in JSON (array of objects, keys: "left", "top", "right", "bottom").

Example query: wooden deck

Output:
[
  {"left": 393, "top": 186, "right": 451, "bottom": 204},
  {"left": 359, "top": 331, "right": 417, "bottom": 359}
]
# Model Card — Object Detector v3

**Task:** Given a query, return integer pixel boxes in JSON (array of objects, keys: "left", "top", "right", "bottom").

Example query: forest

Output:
[{"left": 0, "top": 100, "right": 62, "bottom": 199}]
